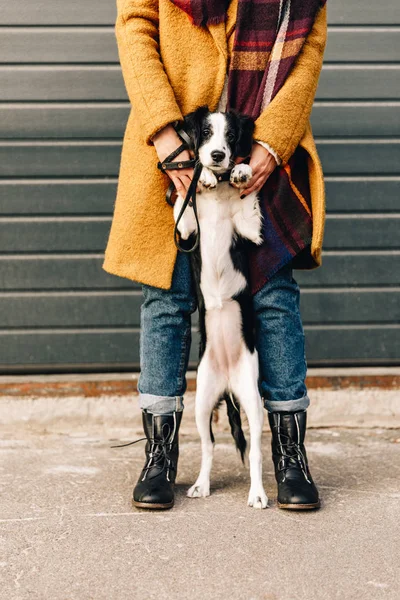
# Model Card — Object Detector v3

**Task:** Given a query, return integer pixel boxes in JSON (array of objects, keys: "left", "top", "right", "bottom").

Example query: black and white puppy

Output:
[{"left": 174, "top": 105, "right": 268, "bottom": 509}]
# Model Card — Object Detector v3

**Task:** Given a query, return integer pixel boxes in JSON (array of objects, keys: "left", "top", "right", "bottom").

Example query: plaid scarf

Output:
[{"left": 171, "top": 0, "right": 327, "bottom": 293}]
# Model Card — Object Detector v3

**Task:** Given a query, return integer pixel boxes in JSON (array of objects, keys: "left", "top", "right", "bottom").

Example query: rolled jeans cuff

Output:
[
  {"left": 264, "top": 394, "right": 310, "bottom": 414},
  {"left": 139, "top": 393, "right": 184, "bottom": 414}
]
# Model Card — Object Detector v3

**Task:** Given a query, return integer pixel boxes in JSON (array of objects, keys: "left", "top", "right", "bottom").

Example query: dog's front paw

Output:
[
  {"left": 199, "top": 167, "right": 218, "bottom": 190},
  {"left": 249, "top": 230, "right": 263, "bottom": 246},
  {"left": 230, "top": 164, "right": 253, "bottom": 188},
  {"left": 247, "top": 487, "right": 268, "bottom": 509},
  {"left": 187, "top": 481, "right": 210, "bottom": 498}
]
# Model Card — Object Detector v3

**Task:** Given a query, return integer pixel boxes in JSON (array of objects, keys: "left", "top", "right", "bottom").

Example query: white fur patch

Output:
[{"left": 199, "top": 113, "right": 231, "bottom": 172}]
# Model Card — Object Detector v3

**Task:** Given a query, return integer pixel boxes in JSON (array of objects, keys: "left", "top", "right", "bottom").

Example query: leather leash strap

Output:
[{"left": 157, "top": 126, "right": 202, "bottom": 253}]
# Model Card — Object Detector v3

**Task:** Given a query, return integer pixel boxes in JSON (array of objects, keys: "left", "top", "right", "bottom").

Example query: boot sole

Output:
[
  {"left": 278, "top": 501, "right": 321, "bottom": 510},
  {"left": 132, "top": 499, "right": 174, "bottom": 510}
]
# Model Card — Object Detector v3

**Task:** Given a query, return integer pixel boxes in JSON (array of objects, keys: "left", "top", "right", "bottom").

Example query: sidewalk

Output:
[
  {"left": 1, "top": 424, "right": 399, "bottom": 600},
  {"left": 1, "top": 368, "right": 400, "bottom": 432}
]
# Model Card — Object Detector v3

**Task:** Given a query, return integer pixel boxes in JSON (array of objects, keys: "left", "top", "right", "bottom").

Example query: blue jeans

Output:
[{"left": 137, "top": 251, "right": 310, "bottom": 414}]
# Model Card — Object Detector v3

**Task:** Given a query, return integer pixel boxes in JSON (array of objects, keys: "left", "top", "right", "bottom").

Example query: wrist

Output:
[
  {"left": 152, "top": 124, "right": 191, "bottom": 164},
  {"left": 254, "top": 139, "right": 281, "bottom": 166},
  {"left": 151, "top": 124, "right": 177, "bottom": 146}
]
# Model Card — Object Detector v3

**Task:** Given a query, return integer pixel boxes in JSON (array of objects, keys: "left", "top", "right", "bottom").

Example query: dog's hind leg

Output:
[
  {"left": 230, "top": 349, "right": 268, "bottom": 509},
  {"left": 187, "top": 354, "right": 226, "bottom": 499}
]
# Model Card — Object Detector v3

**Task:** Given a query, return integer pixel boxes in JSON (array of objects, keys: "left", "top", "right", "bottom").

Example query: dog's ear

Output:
[
  {"left": 183, "top": 105, "right": 210, "bottom": 153},
  {"left": 234, "top": 112, "right": 255, "bottom": 158}
]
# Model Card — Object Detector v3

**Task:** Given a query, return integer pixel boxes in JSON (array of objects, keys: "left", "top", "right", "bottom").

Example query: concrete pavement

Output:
[{"left": 1, "top": 423, "right": 399, "bottom": 600}]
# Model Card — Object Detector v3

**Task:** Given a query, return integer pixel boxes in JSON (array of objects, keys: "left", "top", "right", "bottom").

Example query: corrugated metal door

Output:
[{"left": 0, "top": 0, "right": 399, "bottom": 372}]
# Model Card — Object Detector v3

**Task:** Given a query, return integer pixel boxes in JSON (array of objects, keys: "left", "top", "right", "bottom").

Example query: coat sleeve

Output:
[
  {"left": 115, "top": 0, "right": 184, "bottom": 146},
  {"left": 253, "top": 4, "right": 328, "bottom": 165}
]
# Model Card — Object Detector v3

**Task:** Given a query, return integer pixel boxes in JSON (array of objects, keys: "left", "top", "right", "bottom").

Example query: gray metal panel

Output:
[
  {"left": 2, "top": 1, "right": 116, "bottom": 25},
  {"left": 1, "top": 254, "right": 399, "bottom": 291},
  {"left": 297, "top": 253, "right": 400, "bottom": 287},
  {"left": 317, "top": 141, "right": 400, "bottom": 175},
  {"left": 1, "top": 141, "right": 399, "bottom": 177},
  {"left": 0, "top": 331, "right": 142, "bottom": 369},
  {"left": 316, "top": 66, "right": 400, "bottom": 100},
  {"left": 0, "top": 1, "right": 399, "bottom": 371},
  {"left": 0, "top": 142, "right": 122, "bottom": 177},
  {"left": 0, "top": 180, "right": 117, "bottom": 215},
  {"left": 328, "top": 1, "right": 400, "bottom": 26},
  {"left": 1, "top": 289, "right": 399, "bottom": 328},
  {"left": 324, "top": 28, "right": 400, "bottom": 63},
  {"left": 0, "top": 326, "right": 399, "bottom": 371},
  {"left": 0, "top": 67, "right": 125, "bottom": 101},
  {"left": 0, "top": 218, "right": 112, "bottom": 253},
  {"left": 303, "top": 326, "right": 400, "bottom": 365},
  {"left": 2, "top": 28, "right": 399, "bottom": 64},
  {"left": 0, "top": 178, "right": 398, "bottom": 215},
  {"left": 0, "top": 257, "right": 137, "bottom": 291},
  {"left": 0, "top": 293, "right": 143, "bottom": 328},
  {"left": 325, "top": 178, "right": 400, "bottom": 212},
  {"left": 3, "top": 0, "right": 399, "bottom": 26},
  {"left": 0, "top": 65, "right": 399, "bottom": 101},
  {"left": 0, "top": 28, "right": 117, "bottom": 64},
  {"left": 301, "top": 290, "right": 400, "bottom": 325},
  {"left": 323, "top": 216, "right": 400, "bottom": 250},
  {"left": 1, "top": 216, "right": 399, "bottom": 252},
  {"left": 312, "top": 103, "right": 400, "bottom": 137},
  {"left": 0, "top": 103, "right": 130, "bottom": 139},
  {"left": 1, "top": 102, "right": 399, "bottom": 139}
]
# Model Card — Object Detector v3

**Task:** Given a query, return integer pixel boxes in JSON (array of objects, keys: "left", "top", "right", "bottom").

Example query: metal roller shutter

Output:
[{"left": 0, "top": 0, "right": 399, "bottom": 372}]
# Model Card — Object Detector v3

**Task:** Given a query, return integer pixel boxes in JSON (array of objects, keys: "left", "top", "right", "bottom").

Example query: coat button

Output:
[
  {"left": 178, "top": 162, "right": 183, "bottom": 168},
  {"left": 162, "top": 163, "right": 166, "bottom": 169}
]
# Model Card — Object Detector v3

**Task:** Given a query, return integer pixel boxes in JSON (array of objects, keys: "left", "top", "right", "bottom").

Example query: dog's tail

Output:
[{"left": 225, "top": 392, "right": 247, "bottom": 464}]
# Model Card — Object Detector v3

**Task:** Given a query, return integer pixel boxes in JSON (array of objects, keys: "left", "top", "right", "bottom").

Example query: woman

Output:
[{"left": 103, "top": 0, "right": 328, "bottom": 510}]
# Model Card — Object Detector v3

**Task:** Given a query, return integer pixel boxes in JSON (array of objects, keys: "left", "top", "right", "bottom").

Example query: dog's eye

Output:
[
  {"left": 202, "top": 128, "right": 210, "bottom": 136},
  {"left": 227, "top": 133, "right": 235, "bottom": 142}
]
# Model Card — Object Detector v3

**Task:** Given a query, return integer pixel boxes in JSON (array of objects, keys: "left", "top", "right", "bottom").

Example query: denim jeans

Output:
[{"left": 137, "top": 251, "right": 310, "bottom": 414}]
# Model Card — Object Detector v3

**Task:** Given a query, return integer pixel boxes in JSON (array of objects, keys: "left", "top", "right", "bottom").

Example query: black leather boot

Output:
[
  {"left": 133, "top": 410, "right": 182, "bottom": 509},
  {"left": 268, "top": 410, "right": 320, "bottom": 510}
]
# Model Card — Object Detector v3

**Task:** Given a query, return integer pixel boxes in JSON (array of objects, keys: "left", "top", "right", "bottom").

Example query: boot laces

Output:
[
  {"left": 275, "top": 429, "right": 311, "bottom": 484},
  {"left": 110, "top": 423, "right": 175, "bottom": 481}
]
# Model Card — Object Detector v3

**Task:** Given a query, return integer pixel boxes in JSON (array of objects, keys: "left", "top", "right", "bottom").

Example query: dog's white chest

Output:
[{"left": 198, "top": 189, "right": 247, "bottom": 310}]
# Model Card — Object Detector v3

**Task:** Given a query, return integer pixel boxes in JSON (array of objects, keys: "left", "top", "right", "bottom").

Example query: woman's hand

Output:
[
  {"left": 234, "top": 142, "right": 277, "bottom": 198},
  {"left": 152, "top": 124, "right": 195, "bottom": 197}
]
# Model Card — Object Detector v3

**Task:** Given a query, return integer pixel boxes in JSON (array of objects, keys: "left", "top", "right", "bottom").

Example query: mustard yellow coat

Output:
[{"left": 103, "top": 0, "right": 328, "bottom": 289}]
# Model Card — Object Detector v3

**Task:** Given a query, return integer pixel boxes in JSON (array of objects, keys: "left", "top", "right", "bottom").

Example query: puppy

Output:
[{"left": 173, "top": 105, "right": 268, "bottom": 509}]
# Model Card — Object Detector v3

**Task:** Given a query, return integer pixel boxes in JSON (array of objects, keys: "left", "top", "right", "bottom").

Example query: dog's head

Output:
[{"left": 183, "top": 105, "right": 255, "bottom": 172}]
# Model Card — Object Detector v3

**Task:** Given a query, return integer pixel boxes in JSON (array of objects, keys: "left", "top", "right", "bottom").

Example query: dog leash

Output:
[{"left": 157, "top": 125, "right": 202, "bottom": 253}]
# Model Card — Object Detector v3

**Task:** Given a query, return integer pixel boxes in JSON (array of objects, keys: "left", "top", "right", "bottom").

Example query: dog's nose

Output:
[{"left": 211, "top": 150, "right": 226, "bottom": 163}]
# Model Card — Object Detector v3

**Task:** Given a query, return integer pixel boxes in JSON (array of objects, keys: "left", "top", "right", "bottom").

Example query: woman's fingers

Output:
[
  {"left": 172, "top": 176, "right": 186, "bottom": 196},
  {"left": 170, "top": 170, "right": 194, "bottom": 195},
  {"left": 177, "top": 173, "right": 194, "bottom": 195},
  {"left": 240, "top": 163, "right": 276, "bottom": 197},
  {"left": 240, "top": 171, "right": 270, "bottom": 197},
  {"left": 240, "top": 177, "right": 263, "bottom": 197},
  {"left": 237, "top": 143, "right": 278, "bottom": 197}
]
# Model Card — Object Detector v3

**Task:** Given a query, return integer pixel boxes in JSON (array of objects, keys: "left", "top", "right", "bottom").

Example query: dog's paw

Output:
[
  {"left": 230, "top": 164, "right": 253, "bottom": 188},
  {"left": 249, "top": 231, "right": 263, "bottom": 246},
  {"left": 187, "top": 481, "right": 210, "bottom": 498},
  {"left": 199, "top": 167, "right": 218, "bottom": 190},
  {"left": 247, "top": 488, "right": 268, "bottom": 509}
]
